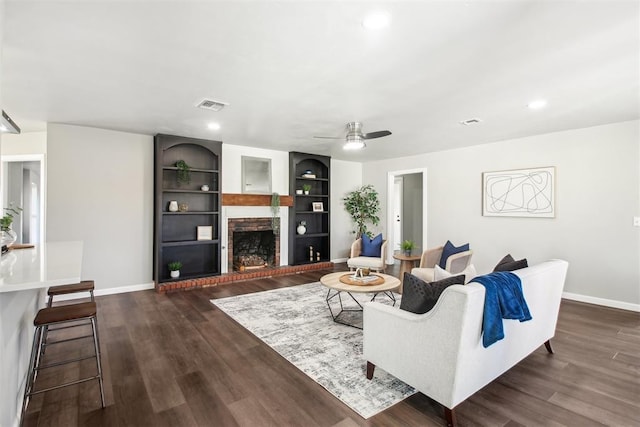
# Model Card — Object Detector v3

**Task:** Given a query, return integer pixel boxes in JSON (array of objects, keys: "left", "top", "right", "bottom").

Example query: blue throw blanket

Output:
[{"left": 471, "top": 272, "right": 532, "bottom": 348}]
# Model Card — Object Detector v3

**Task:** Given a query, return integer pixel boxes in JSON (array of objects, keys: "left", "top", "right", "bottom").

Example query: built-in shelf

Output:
[{"left": 154, "top": 134, "right": 222, "bottom": 284}]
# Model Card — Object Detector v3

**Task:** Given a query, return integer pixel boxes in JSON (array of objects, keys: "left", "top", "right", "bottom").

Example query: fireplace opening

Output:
[
  {"left": 233, "top": 230, "right": 275, "bottom": 271},
  {"left": 228, "top": 217, "right": 280, "bottom": 273}
]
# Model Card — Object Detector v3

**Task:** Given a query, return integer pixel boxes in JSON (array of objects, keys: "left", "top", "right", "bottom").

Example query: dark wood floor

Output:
[{"left": 24, "top": 263, "right": 640, "bottom": 426}]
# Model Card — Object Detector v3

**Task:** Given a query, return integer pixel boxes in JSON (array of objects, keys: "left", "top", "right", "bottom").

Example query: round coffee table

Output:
[{"left": 320, "top": 271, "right": 401, "bottom": 329}]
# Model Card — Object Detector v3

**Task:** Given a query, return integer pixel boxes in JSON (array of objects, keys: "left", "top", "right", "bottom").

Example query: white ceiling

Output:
[{"left": 2, "top": 1, "right": 638, "bottom": 161}]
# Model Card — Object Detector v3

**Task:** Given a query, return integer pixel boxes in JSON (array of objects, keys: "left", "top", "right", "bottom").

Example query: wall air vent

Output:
[
  {"left": 460, "top": 118, "right": 482, "bottom": 126},
  {"left": 195, "top": 98, "right": 229, "bottom": 112}
]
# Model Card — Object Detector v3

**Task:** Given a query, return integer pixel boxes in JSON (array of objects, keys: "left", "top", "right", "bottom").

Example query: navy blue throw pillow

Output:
[
  {"left": 438, "top": 240, "right": 470, "bottom": 269},
  {"left": 400, "top": 273, "right": 466, "bottom": 314},
  {"left": 361, "top": 233, "right": 383, "bottom": 257}
]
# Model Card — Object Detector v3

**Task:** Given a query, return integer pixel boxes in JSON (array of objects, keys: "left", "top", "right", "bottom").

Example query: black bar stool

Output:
[
  {"left": 47, "top": 280, "right": 95, "bottom": 307},
  {"left": 20, "top": 302, "right": 105, "bottom": 425}
]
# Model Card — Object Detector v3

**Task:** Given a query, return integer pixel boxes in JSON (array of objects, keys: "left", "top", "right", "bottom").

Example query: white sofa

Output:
[{"left": 363, "top": 259, "right": 568, "bottom": 426}]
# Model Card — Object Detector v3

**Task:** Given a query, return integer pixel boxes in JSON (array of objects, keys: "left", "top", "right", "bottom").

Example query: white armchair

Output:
[
  {"left": 346, "top": 238, "right": 388, "bottom": 273},
  {"left": 411, "top": 245, "right": 473, "bottom": 282}
]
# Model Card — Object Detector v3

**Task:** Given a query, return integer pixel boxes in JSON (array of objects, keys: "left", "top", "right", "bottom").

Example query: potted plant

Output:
[
  {"left": 302, "top": 184, "right": 312, "bottom": 195},
  {"left": 401, "top": 240, "right": 416, "bottom": 256},
  {"left": 168, "top": 261, "right": 182, "bottom": 278},
  {"left": 342, "top": 184, "right": 380, "bottom": 238},
  {"left": 0, "top": 204, "right": 22, "bottom": 247},
  {"left": 270, "top": 192, "right": 280, "bottom": 234},
  {"left": 175, "top": 160, "right": 191, "bottom": 185}
]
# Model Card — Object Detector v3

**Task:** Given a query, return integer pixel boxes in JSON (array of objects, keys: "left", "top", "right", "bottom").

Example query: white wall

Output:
[
  {"left": 1, "top": 131, "right": 46, "bottom": 155},
  {"left": 221, "top": 144, "right": 289, "bottom": 194},
  {"left": 363, "top": 120, "right": 640, "bottom": 308},
  {"left": 46, "top": 124, "right": 154, "bottom": 291},
  {"left": 330, "top": 159, "right": 363, "bottom": 261}
]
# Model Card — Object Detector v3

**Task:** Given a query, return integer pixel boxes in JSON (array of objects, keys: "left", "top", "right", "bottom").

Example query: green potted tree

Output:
[
  {"left": 401, "top": 240, "right": 416, "bottom": 256},
  {"left": 342, "top": 184, "right": 380, "bottom": 238},
  {"left": 168, "top": 261, "right": 183, "bottom": 278}
]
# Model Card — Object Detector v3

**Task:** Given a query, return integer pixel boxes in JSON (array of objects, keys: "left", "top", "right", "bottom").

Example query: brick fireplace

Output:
[{"left": 227, "top": 217, "right": 280, "bottom": 272}]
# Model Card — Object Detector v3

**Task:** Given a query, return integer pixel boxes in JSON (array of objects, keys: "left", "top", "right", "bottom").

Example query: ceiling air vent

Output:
[
  {"left": 195, "top": 98, "right": 229, "bottom": 112},
  {"left": 460, "top": 118, "right": 482, "bottom": 126}
]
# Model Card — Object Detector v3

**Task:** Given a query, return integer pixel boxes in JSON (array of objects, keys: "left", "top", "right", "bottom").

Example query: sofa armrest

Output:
[
  {"left": 419, "top": 246, "right": 444, "bottom": 268},
  {"left": 363, "top": 284, "right": 484, "bottom": 408},
  {"left": 350, "top": 238, "right": 362, "bottom": 258}
]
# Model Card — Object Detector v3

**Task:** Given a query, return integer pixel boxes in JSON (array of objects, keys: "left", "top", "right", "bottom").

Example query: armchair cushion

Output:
[
  {"left": 361, "top": 233, "right": 383, "bottom": 257},
  {"left": 399, "top": 273, "right": 465, "bottom": 314},
  {"left": 438, "top": 240, "right": 470, "bottom": 269},
  {"left": 435, "top": 264, "right": 478, "bottom": 284},
  {"left": 494, "top": 254, "right": 528, "bottom": 272}
]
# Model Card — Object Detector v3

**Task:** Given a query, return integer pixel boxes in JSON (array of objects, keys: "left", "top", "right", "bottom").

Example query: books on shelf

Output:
[{"left": 301, "top": 173, "right": 316, "bottom": 179}]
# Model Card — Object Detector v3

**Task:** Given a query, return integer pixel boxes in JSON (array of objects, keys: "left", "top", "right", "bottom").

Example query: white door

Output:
[{"left": 393, "top": 177, "right": 403, "bottom": 251}]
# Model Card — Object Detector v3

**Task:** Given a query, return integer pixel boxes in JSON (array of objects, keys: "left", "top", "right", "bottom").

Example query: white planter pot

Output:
[
  {"left": 296, "top": 189, "right": 303, "bottom": 195},
  {"left": 170, "top": 270, "right": 180, "bottom": 278},
  {"left": 304, "top": 191, "right": 310, "bottom": 195}
]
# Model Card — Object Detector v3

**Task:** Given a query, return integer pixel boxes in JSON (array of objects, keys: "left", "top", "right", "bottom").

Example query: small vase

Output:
[
  {"left": 168, "top": 201, "right": 178, "bottom": 212},
  {"left": 304, "top": 191, "right": 309, "bottom": 195},
  {"left": 170, "top": 270, "right": 180, "bottom": 278},
  {"left": 297, "top": 225, "right": 306, "bottom": 235},
  {"left": 404, "top": 250, "right": 411, "bottom": 256}
]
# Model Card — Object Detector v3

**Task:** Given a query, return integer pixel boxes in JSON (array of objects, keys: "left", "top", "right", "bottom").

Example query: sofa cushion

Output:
[
  {"left": 435, "top": 264, "right": 478, "bottom": 284},
  {"left": 438, "top": 240, "right": 470, "bottom": 269},
  {"left": 399, "top": 273, "right": 466, "bottom": 314},
  {"left": 347, "top": 256, "right": 385, "bottom": 270},
  {"left": 361, "top": 233, "right": 383, "bottom": 257},
  {"left": 493, "top": 254, "right": 528, "bottom": 272}
]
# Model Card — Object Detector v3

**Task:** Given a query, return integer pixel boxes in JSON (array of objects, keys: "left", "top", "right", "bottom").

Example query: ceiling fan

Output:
[{"left": 314, "top": 122, "right": 392, "bottom": 150}]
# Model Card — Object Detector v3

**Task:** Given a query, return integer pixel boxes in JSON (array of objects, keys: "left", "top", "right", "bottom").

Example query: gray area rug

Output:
[{"left": 211, "top": 282, "right": 415, "bottom": 419}]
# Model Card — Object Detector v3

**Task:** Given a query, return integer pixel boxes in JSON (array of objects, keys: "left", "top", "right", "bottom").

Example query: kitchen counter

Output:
[{"left": 0, "top": 241, "right": 83, "bottom": 293}]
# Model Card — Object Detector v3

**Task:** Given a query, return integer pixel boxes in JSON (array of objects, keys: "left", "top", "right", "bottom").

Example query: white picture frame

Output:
[
  {"left": 197, "top": 225, "right": 213, "bottom": 240},
  {"left": 312, "top": 202, "right": 324, "bottom": 212},
  {"left": 482, "top": 166, "right": 555, "bottom": 218}
]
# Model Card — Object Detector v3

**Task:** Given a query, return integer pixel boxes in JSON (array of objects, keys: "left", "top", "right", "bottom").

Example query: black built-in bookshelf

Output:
[
  {"left": 154, "top": 134, "right": 222, "bottom": 283},
  {"left": 288, "top": 152, "right": 330, "bottom": 265}
]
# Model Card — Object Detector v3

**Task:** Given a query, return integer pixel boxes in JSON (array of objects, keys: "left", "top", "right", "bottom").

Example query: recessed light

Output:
[
  {"left": 362, "top": 12, "right": 390, "bottom": 30},
  {"left": 207, "top": 122, "right": 221, "bottom": 131},
  {"left": 527, "top": 99, "right": 547, "bottom": 110}
]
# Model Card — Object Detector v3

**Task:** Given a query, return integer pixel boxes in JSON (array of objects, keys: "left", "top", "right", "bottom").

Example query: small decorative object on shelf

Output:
[
  {"left": 197, "top": 226, "right": 213, "bottom": 241},
  {"left": 168, "top": 200, "right": 179, "bottom": 212},
  {"left": 168, "top": 261, "right": 182, "bottom": 279},
  {"left": 175, "top": 160, "right": 191, "bottom": 185},
  {"left": 178, "top": 203, "right": 189, "bottom": 212},
  {"left": 302, "top": 184, "right": 311, "bottom": 195},
  {"left": 309, "top": 245, "right": 314, "bottom": 261},
  {"left": 200, "top": 184, "right": 209, "bottom": 191},
  {"left": 297, "top": 221, "right": 307, "bottom": 235},
  {"left": 316, "top": 252, "right": 320, "bottom": 261},
  {"left": 312, "top": 202, "right": 324, "bottom": 212},
  {"left": 296, "top": 189, "right": 303, "bottom": 195},
  {"left": 301, "top": 169, "right": 316, "bottom": 179}
]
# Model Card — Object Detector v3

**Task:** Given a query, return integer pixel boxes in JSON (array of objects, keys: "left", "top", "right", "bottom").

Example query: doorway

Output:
[
  {"left": 386, "top": 168, "right": 427, "bottom": 264},
  {"left": 2, "top": 155, "right": 46, "bottom": 244}
]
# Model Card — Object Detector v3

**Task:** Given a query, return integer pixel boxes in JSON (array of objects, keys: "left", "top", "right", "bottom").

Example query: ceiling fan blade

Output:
[
  {"left": 313, "top": 136, "right": 343, "bottom": 139},
  {"left": 362, "top": 130, "right": 392, "bottom": 140}
]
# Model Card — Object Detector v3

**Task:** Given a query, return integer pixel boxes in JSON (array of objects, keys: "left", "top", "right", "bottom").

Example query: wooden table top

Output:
[
  {"left": 320, "top": 271, "right": 400, "bottom": 293},
  {"left": 392, "top": 253, "right": 421, "bottom": 262}
]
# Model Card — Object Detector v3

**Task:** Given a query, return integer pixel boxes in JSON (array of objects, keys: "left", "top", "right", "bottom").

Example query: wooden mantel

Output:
[{"left": 222, "top": 193, "right": 293, "bottom": 207}]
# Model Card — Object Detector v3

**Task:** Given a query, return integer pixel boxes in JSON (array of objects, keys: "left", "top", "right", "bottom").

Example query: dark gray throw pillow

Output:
[
  {"left": 399, "top": 273, "right": 466, "bottom": 314},
  {"left": 493, "top": 254, "right": 528, "bottom": 272}
]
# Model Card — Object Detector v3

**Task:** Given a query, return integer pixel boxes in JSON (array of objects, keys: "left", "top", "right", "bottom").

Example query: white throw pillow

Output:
[{"left": 434, "top": 264, "right": 477, "bottom": 284}]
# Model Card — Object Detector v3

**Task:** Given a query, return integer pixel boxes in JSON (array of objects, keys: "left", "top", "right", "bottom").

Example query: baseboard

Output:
[
  {"left": 562, "top": 291, "right": 640, "bottom": 312},
  {"left": 49, "top": 282, "right": 156, "bottom": 302}
]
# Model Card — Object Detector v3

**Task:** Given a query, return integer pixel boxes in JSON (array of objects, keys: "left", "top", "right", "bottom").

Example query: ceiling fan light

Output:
[{"left": 343, "top": 140, "right": 365, "bottom": 150}]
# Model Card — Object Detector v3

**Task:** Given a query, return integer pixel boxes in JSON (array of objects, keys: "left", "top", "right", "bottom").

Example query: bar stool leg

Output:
[
  {"left": 91, "top": 316, "right": 106, "bottom": 408},
  {"left": 21, "top": 325, "right": 44, "bottom": 426}
]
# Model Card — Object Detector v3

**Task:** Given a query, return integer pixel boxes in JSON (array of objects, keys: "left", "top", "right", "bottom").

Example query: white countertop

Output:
[{"left": 0, "top": 241, "right": 83, "bottom": 293}]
